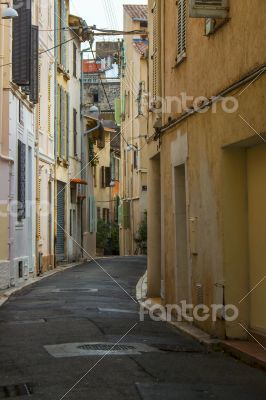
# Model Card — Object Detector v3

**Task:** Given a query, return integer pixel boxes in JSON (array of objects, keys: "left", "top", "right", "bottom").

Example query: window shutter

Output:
[
  {"left": 48, "top": 72, "right": 52, "bottom": 135},
  {"left": 73, "top": 43, "right": 77, "bottom": 77},
  {"left": 29, "top": 25, "right": 39, "bottom": 104},
  {"left": 57, "top": 84, "right": 61, "bottom": 156},
  {"left": 60, "top": 0, "right": 67, "bottom": 67},
  {"left": 73, "top": 108, "right": 77, "bottom": 156},
  {"left": 89, "top": 196, "right": 97, "bottom": 233},
  {"left": 38, "top": 62, "right": 41, "bottom": 128},
  {"left": 60, "top": 87, "right": 65, "bottom": 158},
  {"left": 101, "top": 166, "right": 105, "bottom": 188},
  {"left": 152, "top": 2, "right": 160, "bottom": 100},
  {"left": 122, "top": 201, "right": 130, "bottom": 229},
  {"left": 66, "top": 92, "right": 69, "bottom": 160},
  {"left": 177, "top": 0, "right": 187, "bottom": 57},
  {"left": 17, "top": 140, "right": 26, "bottom": 221},
  {"left": 118, "top": 204, "right": 122, "bottom": 226},
  {"left": 12, "top": 0, "right": 32, "bottom": 86},
  {"left": 105, "top": 167, "right": 111, "bottom": 187}
]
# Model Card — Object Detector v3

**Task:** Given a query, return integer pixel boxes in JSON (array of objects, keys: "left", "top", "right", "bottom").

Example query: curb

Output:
[
  {"left": 139, "top": 298, "right": 221, "bottom": 352},
  {"left": 136, "top": 271, "right": 266, "bottom": 365},
  {"left": 136, "top": 271, "right": 220, "bottom": 352},
  {"left": 221, "top": 341, "right": 266, "bottom": 370},
  {"left": 0, "top": 260, "right": 86, "bottom": 308}
]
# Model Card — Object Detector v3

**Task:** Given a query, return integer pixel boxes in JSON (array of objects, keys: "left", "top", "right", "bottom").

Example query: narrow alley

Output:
[{"left": 0, "top": 257, "right": 265, "bottom": 399}]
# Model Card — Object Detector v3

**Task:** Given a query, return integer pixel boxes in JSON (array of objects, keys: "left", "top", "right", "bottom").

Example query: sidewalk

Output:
[
  {"left": 0, "top": 261, "right": 84, "bottom": 308},
  {"left": 136, "top": 272, "right": 266, "bottom": 370}
]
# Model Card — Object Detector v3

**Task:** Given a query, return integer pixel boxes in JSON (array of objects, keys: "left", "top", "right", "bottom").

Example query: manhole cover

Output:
[
  {"left": 44, "top": 342, "right": 160, "bottom": 357},
  {"left": 78, "top": 344, "right": 135, "bottom": 351},
  {"left": 0, "top": 384, "right": 33, "bottom": 398}
]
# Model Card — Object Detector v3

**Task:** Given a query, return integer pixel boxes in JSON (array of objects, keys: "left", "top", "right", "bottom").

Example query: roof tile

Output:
[{"left": 123, "top": 4, "right": 148, "bottom": 20}]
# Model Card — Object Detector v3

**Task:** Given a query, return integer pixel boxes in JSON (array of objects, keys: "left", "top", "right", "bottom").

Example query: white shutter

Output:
[
  {"left": 189, "top": 0, "right": 229, "bottom": 19},
  {"left": 177, "top": 0, "right": 187, "bottom": 58}
]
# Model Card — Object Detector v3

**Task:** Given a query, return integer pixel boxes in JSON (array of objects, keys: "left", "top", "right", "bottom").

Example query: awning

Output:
[{"left": 70, "top": 178, "right": 88, "bottom": 185}]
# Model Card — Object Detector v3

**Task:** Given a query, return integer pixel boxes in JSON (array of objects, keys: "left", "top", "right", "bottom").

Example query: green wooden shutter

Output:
[{"left": 118, "top": 204, "right": 122, "bottom": 226}]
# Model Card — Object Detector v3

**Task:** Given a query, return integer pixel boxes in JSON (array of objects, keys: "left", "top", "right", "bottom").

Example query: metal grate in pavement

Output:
[
  {"left": 78, "top": 344, "right": 135, "bottom": 351},
  {"left": 44, "top": 342, "right": 160, "bottom": 357}
]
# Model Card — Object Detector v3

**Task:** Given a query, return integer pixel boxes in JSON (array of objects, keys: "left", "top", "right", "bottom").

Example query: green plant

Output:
[
  {"left": 134, "top": 211, "right": 147, "bottom": 255},
  {"left": 96, "top": 219, "right": 120, "bottom": 255},
  {"left": 96, "top": 219, "right": 109, "bottom": 249}
]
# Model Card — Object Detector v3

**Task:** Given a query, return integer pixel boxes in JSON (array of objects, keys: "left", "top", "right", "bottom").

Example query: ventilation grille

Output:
[{"left": 78, "top": 344, "right": 135, "bottom": 351}]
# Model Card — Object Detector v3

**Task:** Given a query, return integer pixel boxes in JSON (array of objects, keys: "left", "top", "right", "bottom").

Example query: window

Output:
[
  {"left": 177, "top": 0, "right": 187, "bottom": 61},
  {"left": 105, "top": 167, "right": 111, "bottom": 187},
  {"left": 103, "top": 208, "right": 110, "bottom": 223},
  {"left": 97, "top": 207, "right": 101, "bottom": 220},
  {"left": 93, "top": 92, "right": 99, "bottom": 103},
  {"left": 17, "top": 140, "right": 26, "bottom": 221},
  {"left": 19, "top": 100, "right": 24, "bottom": 125},
  {"left": 70, "top": 209, "right": 73, "bottom": 236},
  {"left": 73, "top": 43, "right": 77, "bottom": 77},
  {"left": 100, "top": 166, "right": 105, "bottom": 188},
  {"left": 73, "top": 108, "right": 77, "bottom": 156},
  {"left": 93, "top": 166, "right": 97, "bottom": 187},
  {"left": 18, "top": 261, "right": 23, "bottom": 278},
  {"left": 133, "top": 149, "right": 138, "bottom": 170}
]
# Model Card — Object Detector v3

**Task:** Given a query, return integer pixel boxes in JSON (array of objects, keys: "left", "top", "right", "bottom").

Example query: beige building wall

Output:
[
  {"left": 120, "top": 7, "right": 148, "bottom": 256},
  {"left": 147, "top": 0, "right": 266, "bottom": 340}
]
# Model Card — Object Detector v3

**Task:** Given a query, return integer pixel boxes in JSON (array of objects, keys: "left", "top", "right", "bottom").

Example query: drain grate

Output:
[
  {"left": 0, "top": 384, "right": 33, "bottom": 398},
  {"left": 78, "top": 344, "right": 135, "bottom": 351}
]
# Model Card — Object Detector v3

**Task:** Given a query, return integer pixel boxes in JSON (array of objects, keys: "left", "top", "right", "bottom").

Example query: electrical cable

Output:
[{"left": 0, "top": 37, "right": 75, "bottom": 68}]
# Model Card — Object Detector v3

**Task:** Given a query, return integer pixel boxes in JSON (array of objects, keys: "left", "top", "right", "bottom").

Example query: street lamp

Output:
[{"left": 1, "top": 2, "right": 18, "bottom": 19}]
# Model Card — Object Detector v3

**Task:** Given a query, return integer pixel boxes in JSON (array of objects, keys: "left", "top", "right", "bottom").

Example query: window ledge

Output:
[{"left": 173, "top": 52, "right": 187, "bottom": 69}]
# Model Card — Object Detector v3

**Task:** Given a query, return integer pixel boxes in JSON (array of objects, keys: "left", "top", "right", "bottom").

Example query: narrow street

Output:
[{"left": 0, "top": 257, "right": 265, "bottom": 399}]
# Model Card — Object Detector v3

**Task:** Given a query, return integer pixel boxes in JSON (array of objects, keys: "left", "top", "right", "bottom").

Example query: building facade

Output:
[
  {"left": 119, "top": 5, "right": 148, "bottom": 256},
  {"left": 0, "top": 0, "right": 38, "bottom": 288},
  {"left": 147, "top": 0, "right": 266, "bottom": 343},
  {"left": 0, "top": 0, "right": 95, "bottom": 290},
  {"left": 37, "top": 0, "right": 55, "bottom": 273}
]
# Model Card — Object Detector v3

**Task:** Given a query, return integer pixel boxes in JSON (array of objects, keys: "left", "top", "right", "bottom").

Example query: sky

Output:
[{"left": 69, "top": 0, "right": 147, "bottom": 31}]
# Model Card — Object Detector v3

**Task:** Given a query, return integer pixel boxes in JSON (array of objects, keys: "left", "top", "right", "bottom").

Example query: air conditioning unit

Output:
[{"left": 189, "top": 0, "right": 229, "bottom": 19}]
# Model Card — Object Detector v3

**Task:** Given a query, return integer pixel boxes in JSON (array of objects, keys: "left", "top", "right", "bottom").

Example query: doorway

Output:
[
  {"left": 174, "top": 164, "right": 189, "bottom": 304},
  {"left": 247, "top": 145, "right": 266, "bottom": 335}
]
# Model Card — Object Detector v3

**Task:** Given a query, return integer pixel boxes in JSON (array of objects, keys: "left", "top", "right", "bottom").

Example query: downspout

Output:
[
  {"left": 53, "top": 0, "right": 58, "bottom": 267},
  {"left": 35, "top": 2, "right": 40, "bottom": 275}
]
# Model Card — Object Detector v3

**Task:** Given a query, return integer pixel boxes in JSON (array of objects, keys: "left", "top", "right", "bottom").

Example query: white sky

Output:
[{"left": 70, "top": 0, "right": 147, "bottom": 31}]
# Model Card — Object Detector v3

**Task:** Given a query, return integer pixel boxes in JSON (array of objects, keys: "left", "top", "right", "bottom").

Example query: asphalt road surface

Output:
[{"left": 0, "top": 256, "right": 265, "bottom": 399}]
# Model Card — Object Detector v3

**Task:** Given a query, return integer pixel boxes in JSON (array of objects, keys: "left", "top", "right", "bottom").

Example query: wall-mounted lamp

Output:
[{"left": 1, "top": 2, "right": 18, "bottom": 19}]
